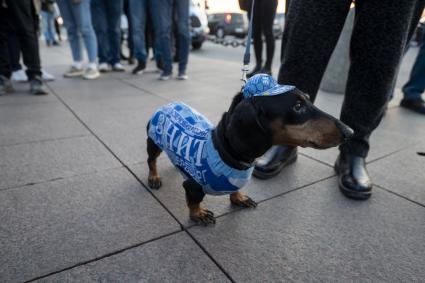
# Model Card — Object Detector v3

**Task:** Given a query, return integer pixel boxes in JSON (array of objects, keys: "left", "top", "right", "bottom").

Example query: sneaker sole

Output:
[{"left": 83, "top": 74, "right": 100, "bottom": 80}]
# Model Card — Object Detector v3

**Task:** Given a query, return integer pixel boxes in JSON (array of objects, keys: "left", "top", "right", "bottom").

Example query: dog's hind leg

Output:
[
  {"left": 183, "top": 178, "right": 215, "bottom": 225},
  {"left": 230, "top": 191, "right": 257, "bottom": 208},
  {"left": 147, "top": 137, "right": 162, "bottom": 189}
]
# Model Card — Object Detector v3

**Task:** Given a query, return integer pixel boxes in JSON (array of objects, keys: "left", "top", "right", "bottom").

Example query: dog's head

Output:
[{"left": 227, "top": 75, "right": 353, "bottom": 150}]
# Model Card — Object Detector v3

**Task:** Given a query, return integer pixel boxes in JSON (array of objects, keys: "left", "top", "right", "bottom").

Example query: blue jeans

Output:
[
  {"left": 56, "top": 0, "right": 98, "bottom": 63},
  {"left": 157, "top": 0, "right": 190, "bottom": 73},
  {"left": 402, "top": 37, "right": 425, "bottom": 100},
  {"left": 91, "top": 0, "right": 123, "bottom": 65},
  {"left": 129, "top": 0, "right": 161, "bottom": 64},
  {"left": 41, "top": 10, "right": 56, "bottom": 44}
]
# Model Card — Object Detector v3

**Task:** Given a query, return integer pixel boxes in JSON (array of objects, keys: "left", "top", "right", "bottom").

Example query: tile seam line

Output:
[
  {"left": 23, "top": 230, "right": 182, "bottom": 283},
  {"left": 44, "top": 84, "right": 184, "bottom": 227},
  {"left": 0, "top": 165, "right": 125, "bottom": 192},
  {"left": 45, "top": 83, "right": 235, "bottom": 282},
  {"left": 0, "top": 133, "right": 90, "bottom": 148},
  {"left": 375, "top": 185, "right": 425, "bottom": 209}
]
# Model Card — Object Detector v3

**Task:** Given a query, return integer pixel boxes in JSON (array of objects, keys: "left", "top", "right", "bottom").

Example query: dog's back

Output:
[{"left": 147, "top": 102, "right": 253, "bottom": 195}]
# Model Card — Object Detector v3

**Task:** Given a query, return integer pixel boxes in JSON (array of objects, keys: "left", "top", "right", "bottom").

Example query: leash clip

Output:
[{"left": 241, "top": 64, "right": 249, "bottom": 88}]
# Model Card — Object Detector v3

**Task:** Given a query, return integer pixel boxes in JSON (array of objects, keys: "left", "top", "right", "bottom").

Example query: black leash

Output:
[{"left": 241, "top": 0, "right": 256, "bottom": 88}]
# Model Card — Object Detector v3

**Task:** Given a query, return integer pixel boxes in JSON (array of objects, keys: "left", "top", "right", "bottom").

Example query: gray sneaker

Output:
[
  {"left": 30, "top": 77, "right": 48, "bottom": 95},
  {"left": 0, "top": 75, "right": 14, "bottom": 95},
  {"left": 63, "top": 66, "right": 84, "bottom": 78},
  {"left": 112, "top": 63, "right": 125, "bottom": 72},
  {"left": 82, "top": 68, "right": 100, "bottom": 80}
]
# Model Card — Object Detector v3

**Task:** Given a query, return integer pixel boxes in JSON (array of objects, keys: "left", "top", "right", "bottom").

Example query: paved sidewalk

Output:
[{"left": 1, "top": 43, "right": 424, "bottom": 282}]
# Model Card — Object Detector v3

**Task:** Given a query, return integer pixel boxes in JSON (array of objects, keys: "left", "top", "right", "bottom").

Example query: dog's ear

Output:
[{"left": 228, "top": 92, "right": 244, "bottom": 113}]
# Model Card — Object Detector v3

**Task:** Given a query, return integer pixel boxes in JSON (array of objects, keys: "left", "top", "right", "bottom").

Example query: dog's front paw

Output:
[
  {"left": 148, "top": 176, "right": 162, "bottom": 189},
  {"left": 190, "top": 208, "right": 216, "bottom": 226},
  {"left": 230, "top": 192, "right": 257, "bottom": 208}
]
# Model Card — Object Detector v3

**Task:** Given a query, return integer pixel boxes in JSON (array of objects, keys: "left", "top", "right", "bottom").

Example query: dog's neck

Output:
[{"left": 212, "top": 112, "right": 272, "bottom": 170}]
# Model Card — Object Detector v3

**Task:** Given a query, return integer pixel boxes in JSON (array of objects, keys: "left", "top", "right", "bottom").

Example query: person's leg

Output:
[
  {"left": 91, "top": 0, "right": 109, "bottom": 64},
  {"left": 56, "top": 0, "right": 83, "bottom": 64},
  {"left": 149, "top": 0, "right": 163, "bottom": 67},
  {"left": 261, "top": 0, "right": 278, "bottom": 72},
  {"left": 252, "top": 1, "right": 263, "bottom": 71},
  {"left": 175, "top": 0, "right": 190, "bottom": 76},
  {"left": 7, "top": 0, "right": 42, "bottom": 81},
  {"left": 0, "top": 3, "right": 12, "bottom": 80},
  {"left": 41, "top": 11, "right": 52, "bottom": 45},
  {"left": 157, "top": 0, "right": 173, "bottom": 77},
  {"left": 254, "top": 0, "right": 352, "bottom": 179},
  {"left": 340, "top": 0, "right": 417, "bottom": 158},
  {"left": 402, "top": 39, "right": 425, "bottom": 100},
  {"left": 106, "top": 0, "right": 123, "bottom": 66},
  {"left": 74, "top": 0, "right": 98, "bottom": 64},
  {"left": 47, "top": 11, "right": 57, "bottom": 44},
  {"left": 129, "top": 0, "right": 148, "bottom": 65},
  {"left": 7, "top": 32, "right": 22, "bottom": 72}
]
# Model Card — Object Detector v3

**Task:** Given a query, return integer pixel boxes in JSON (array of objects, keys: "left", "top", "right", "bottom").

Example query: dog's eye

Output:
[{"left": 293, "top": 102, "right": 303, "bottom": 112}]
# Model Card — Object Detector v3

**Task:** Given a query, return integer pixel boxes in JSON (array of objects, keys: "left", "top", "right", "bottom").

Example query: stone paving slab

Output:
[
  {"left": 0, "top": 101, "right": 89, "bottom": 147},
  {"left": 0, "top": 135, "right": 120, "bottom": 190},
  {"left": 189, "top": 178, "right": 425, "bottom": 282},
  {"left": 130, "top": 155, "right": 334, "bottom": 226},
  {"left": 0, "top": 168, "right": 180, "bottom": 283},
  {"left": 35, "top": 232, "right": 229, "bottom": 283},
  {"left": 368, "top": 142, "right": 425, "bottom": 206}
]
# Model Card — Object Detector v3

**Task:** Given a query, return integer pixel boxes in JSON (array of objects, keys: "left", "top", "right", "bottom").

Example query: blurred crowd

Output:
[{"left": 0, "top": 0, "right": 192, "bottom": 96}]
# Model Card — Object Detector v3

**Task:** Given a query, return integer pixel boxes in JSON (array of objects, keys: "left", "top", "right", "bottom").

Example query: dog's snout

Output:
[{"left": 336, "top": 121, "right": 354, "bottom": 140}]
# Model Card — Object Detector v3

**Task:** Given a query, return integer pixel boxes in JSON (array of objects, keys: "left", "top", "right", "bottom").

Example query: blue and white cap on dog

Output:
[{"left": 243, "top": 74, "right": 295, "bottom": 99}]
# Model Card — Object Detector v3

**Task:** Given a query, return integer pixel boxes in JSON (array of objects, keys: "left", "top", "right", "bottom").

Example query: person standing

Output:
[
  {"left": 41, "top": 0, "right": 59, "bottom": 46},
  {"left": 128, "top": 0, "right": 162, "bottom": 75},
  {"left": 253, "top": 0, "right": 425, "bottom": 200},
  {"left": 400, "top": 28, "right": 425, "bottom": 114},
  {"left": 0, "top": 0, "right": 48, "bottom": 95},
  {"left": 91, "top": 0, "right": 125, "bottom": 72},
  {"left": 246, "top": 0, "right": 278, "bottom": 77},
  {"left": 157, "top": 0, "right": 190, "bottom": 80},
  {"left": 56, "top": 0, "right": 100, "bottom": 80}
]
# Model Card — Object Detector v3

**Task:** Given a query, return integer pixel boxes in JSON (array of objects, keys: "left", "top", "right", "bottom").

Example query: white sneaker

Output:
[
  {"left": 42, "top": 69, "right": 55, "bottom": 81},
  {"left": 99, "top": 63, "right": 110, "bottom": 73},
  {"left": 11, "top": 69, "right": 28, "bottom": 82},
  {"left": 63, "top": 66, "right": 84, "bottom": 78},
  {"left": 158, "top": 71, "right": 172, "bottom": 81},
  {"left": 176, "top": 72, "right": 188, "bottom": 80},
  {"left": 82, "top": 68, "right": 100, "bottom": 80},
  {"left": 112, "top": 63, "right": 125, "bottom": 72}
]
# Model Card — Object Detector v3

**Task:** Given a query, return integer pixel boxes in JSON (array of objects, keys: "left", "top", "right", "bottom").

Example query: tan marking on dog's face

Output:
[{"left": 270, "top": 117, "right": 343, "bottom": 149}]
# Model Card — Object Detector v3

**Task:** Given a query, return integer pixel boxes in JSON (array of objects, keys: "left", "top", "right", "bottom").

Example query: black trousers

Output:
[
  {"left": 0, "top": 0, "right": 42, "bottom": 79},
  {"left": 248, "top": 0, "right": 278, "bottom": 69},
  {"left": 278, "top": 0, "right": 425, "bottom": 157}
]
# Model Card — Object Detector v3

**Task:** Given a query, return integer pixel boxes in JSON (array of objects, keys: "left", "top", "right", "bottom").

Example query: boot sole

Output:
[
  {"left": 334, "top": 164, "right": 372, "bottom": 200},
  {"left": 252, "top": 154, "right": 298, "bottom": 180}
]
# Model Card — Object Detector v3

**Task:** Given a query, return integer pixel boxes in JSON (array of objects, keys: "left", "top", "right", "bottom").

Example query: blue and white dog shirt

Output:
[{"left": 148, "top": 102, "right": 253, "bottom": 195}]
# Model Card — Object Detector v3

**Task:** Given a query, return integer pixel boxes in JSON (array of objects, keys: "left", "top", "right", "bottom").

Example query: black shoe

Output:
[
  {"left": 260, "top": 67, "right": 271, "bottom": 76},
  {"left": 29, "top": 76, "right": 48, "bottom": 95},
  {"left": 132, "top": 61, "right": 146, "bottom": 75},
  {"left": 247, "top": 65, "right": 262, "bottom": 78},
  {"left": 128, "top": 57, "right": 135, "bottom": 65},
  {"left": 0, "top": 75, "right": 14, "bottom": 95},
  {"left": 400, "top": 98, "right": 425, "bottom": 114},
  {"left": 334, "top": 153, "right": 372, "bottom": 200},
  {"left": 253, "top": 145, "right": 298, "bottom": 179}
]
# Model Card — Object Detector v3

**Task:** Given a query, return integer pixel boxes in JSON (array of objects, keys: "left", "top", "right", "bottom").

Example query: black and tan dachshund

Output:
[{"left": 146, "top": 82, "right": 353, "bottom": 225}]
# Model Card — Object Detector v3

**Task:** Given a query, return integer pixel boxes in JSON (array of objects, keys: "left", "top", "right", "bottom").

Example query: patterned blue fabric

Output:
[
  {"left": 148, "top": 102, "right": 253, "bottom": 195},
  {"left": 243, "top": 74, "right": 295, "bottom": 99}
]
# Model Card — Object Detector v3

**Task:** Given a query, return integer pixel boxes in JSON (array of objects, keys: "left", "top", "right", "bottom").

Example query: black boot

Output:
[
  {"left": 247, "top": 65, "right": 262, "bottom": 78},
  {"left": 334, "top": 153, "right": 372, "bottom": 200},
  {"left": 253, "top": 145, "right": 298, "bottom": 179},
  {"left": 400, "top": 98, "right": 425, "bottom": 114}
]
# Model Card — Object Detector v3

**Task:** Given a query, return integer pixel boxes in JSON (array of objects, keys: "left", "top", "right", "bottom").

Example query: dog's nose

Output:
[{"left": 336, "top": 121, "right": 354, "bottom": 140}]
